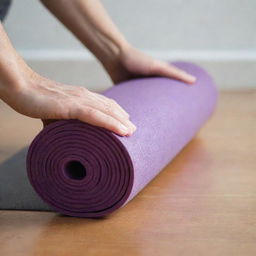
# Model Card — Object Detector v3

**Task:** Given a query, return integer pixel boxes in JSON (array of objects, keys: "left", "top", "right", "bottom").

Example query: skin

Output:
[{"left": 0, "top": 0, "right": 196, "bottom": 137}]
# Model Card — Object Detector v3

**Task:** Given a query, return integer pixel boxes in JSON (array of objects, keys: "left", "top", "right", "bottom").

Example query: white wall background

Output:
[{"left": 3, "top": 0, "right": 256, "bottom": 90}]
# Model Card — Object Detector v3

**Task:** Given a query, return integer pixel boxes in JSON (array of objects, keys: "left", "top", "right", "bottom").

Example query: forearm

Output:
[
  {"left": 0, "top": 23, "right": 28, "bottom": 102},
  {"left": 40, "top": 0, "right": 129, "bottom": 68}
]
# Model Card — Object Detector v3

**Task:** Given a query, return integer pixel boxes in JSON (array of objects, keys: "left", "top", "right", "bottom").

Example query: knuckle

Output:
[
  {"left": 104, "top": 102, "right": 112, "bottom": 114},
  {"left": 77, "top": 86, "right": 88, "bottom": 95}
]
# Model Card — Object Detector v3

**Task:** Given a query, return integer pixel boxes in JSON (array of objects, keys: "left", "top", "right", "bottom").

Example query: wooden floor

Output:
[{"left": 0, "top": 90, "right": 256, "bottom": 256}]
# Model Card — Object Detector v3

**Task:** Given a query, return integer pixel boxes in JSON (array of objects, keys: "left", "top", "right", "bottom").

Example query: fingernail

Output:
[
  {"left": 125, "top": 124, "right": 136, "bottom": 136},
  {"left": 189, "top": 75, "right": 196, "bottom": 82},
  {"left": 120, "top": 124, "right": 129, "bottom": 135},
  {"left": 184, "top": 72, "right": 196, "bottom": 83},
  {"left": 127, "top": 120, "right": 136, "bottom": 133},
  {"left": 131, "top": 123, "right": 137, "bottom": 132}
]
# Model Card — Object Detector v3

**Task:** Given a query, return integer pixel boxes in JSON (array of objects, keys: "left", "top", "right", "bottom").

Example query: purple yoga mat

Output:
[{"left": 26, "top": 62, "right": 218, "bottom": 217}]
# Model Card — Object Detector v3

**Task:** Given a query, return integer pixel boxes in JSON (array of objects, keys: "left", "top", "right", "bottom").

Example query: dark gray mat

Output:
[{"left": 0, "top": 147, "right": 52, "bottom": 211}]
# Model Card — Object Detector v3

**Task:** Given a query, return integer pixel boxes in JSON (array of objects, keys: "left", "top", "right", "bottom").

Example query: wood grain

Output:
[{"left": 0, "top": 90, "right": 256, "bottom": 256}]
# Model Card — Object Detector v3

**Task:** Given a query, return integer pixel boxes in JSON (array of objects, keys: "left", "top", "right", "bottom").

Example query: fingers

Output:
[
  {"left": 68, "top": 89, "right": 136, "bottom": 136},
  {"left": 96, "top": 93, "right": 130, "bottom": 118},
  {"left": 85, "top": 92, "right": 136, "bottom": 133},
  {"left": 75, "top": 107, "right": 135, "bottom": 137},
  {"left": 150, "top": 60, "right": 196, "bottom": 84}
]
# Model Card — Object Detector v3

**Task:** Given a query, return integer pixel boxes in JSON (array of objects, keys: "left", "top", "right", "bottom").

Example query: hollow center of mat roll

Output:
[{"left": 64, "top": 160, "right": 87, "bottom": 180}]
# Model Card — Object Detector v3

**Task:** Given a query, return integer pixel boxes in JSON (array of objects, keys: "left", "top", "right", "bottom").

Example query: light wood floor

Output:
[{"left": 0, "top": 90, "right": 256, "bottom": 256}]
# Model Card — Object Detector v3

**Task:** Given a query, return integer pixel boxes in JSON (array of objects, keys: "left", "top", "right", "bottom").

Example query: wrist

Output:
[
  {"left": 99, "top": 39, "right": 131, "bottom": 74},
  {"left": 0, "top": 79, "right": 22, "bottom": 105},
  {"left": 0, "top": 58, "right": 32, "bottom": 103}
]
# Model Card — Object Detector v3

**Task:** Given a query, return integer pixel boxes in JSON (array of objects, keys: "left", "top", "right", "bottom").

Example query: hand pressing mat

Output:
[{"left": 26, "top": 62, "right": 218, "bottom": 217}]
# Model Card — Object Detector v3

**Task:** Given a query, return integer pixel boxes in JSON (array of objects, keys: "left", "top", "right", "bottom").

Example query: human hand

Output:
[
  {"left": 1, "top": 70, "right": 136, "bottom": 137},
  {"left": 0, "top": 21, "right": 135, "bottom": 137},
  {"left": 104, "top": 44, "right": 196, "bottom": 84},
  {"left": 39, "top": 1, "right": 195, "bottom": 86}
]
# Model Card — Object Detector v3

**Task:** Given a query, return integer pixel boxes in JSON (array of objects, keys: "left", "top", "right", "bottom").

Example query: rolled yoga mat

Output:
[{"left": 27, "top": 62, "right": 218, "bottom": 217}]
